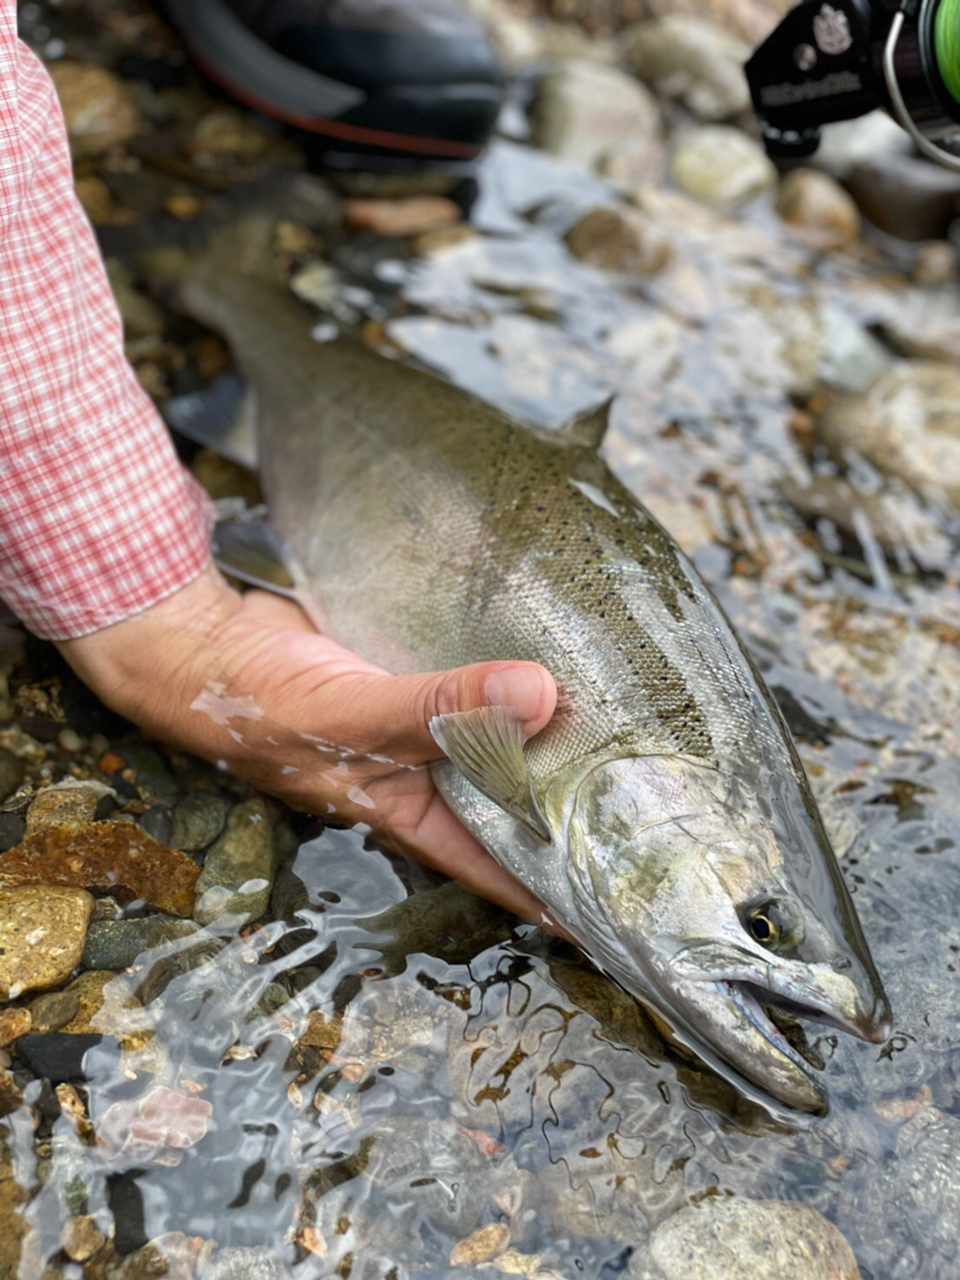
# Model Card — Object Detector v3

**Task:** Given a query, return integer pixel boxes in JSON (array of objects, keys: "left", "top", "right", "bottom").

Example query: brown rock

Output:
[
  {"left": 27, "top": 990, "right": 80, "bottom": 1035},
  {"left": 0, "top": 1010, "right": 31, "bottom": 1050},
  {"left": 74, "top": 175, "right": 115, "bottom": 225},
  {"left": 0, "top": 887, "right": 94, "bottom": 1002},
  {"left": 566, "top": 205, "right": 672, "bottom": 275},
  {"left": 61, "top": 1215, "right": 106, "bottom": 1263},
  {"left": 0, "top": 821, "right": 201, "bottom": 917},
  {"left": 344, "top": 196, "right": 461, "bottom": 237},
  {"left": 25, "top": 781, "right": 115, "bottom": 835},
  {"left": 775, "top": 168, "right": 861, "bottom": 250},
  {"left": 48, "top": 62, "right": 140, "bottom": 157},
  {"left": 450, "top": 1222, "right": 511, "bottom": 1266},
  {"left": 57, "top": 971, "right": 149, "bottom": 1051},
  {"left": 0, "top": 1160, "right": 27, "bottom": 1280}
]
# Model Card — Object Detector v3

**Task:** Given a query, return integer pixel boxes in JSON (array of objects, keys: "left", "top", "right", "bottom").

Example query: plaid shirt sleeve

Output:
[{"left": 0, "top": 5, "right": 213, "bottom": 641}]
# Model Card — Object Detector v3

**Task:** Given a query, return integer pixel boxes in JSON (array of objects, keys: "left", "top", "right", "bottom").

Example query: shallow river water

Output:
[{"left": 3, "top": 3, "right": 960, "bottom": 1278}]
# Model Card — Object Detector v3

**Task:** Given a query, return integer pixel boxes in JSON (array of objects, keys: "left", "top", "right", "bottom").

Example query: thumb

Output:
[{"left": 333, "top": 661, "right": 557, "bottom": 765}]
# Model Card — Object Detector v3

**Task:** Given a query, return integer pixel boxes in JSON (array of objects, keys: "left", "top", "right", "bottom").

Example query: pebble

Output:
[
  {"left": 670, "top": 126, "right": 776, "bottom": 209},
  {"left": 619, "top": 15, "right": 751, "bottom": 120},
  {"left": 189, "top": 108, "right": 272, "bottom": 163},
  {"left": 56, "top": 728, "right": 83, "bottom": 753},
  {"left": 194, "top": 797, "right": 280, "bottom": 925},
  {"left": 565, "top": 205, "right": 672, "bottom": 275},
  {"left": 846, "top": 152, "right": 960, "bottom": 241},
  {"left": 818, "top": 361, "right": 960, "bottom": 507},
  {"left": 0, "top": 886, "right": 94, "bottom": 1001},
  {"left": 199, "top": 1246, "right": 294, "bottom": 1279},
  {"left": 171, "top": 792, "right": 231, "bottom": 852},
  {"left": 95, "top": 1084, "right": 213, "bottom": 1161},
  {"left": 27, "top": 990, "right": 80, "bottom": 1035},
  {"left": 627, "top": 1197, "right": 861, "bottom": 1278},
  {"left": 48, "top": 61, "right": 140, "bottom": 156},
  {"left": 344, "top": 196, "right": 461, "bottom": 238},
  {"left": 139, "top": 803, "right": 174, "bottom": 845},
  {"left": 56, "top": 970, "right": 148, "bottom": 1050},
  {"left": 61, "top": 1214, "right": 106, "bottom": 1263},
  {"left": 812, "top": 110, "right": 912, "bottom": 182},
  {"left": 913, "top": 241, "right": 958, "bottom": 287},
  {"left": 0, "top": 746, "right": 24, "bottom": 802},
  {"left": 534, "top": 59, "right": 662, "bottom": 182},
  {"left": 877, "top": 287, "right": 960, "bottom": 365},
  {"left": 25, "top": 780, "right": 115, "bottom": 834},
  {"left": 109, "top": 1232, "right": 211, "bottom": 1280},
  {"left": 0, "top": 813, "right": 24, "bottom": 853},
  {"left": 0, "top": 1008, "right": 31, "bottom": 1049},
  {"left": 775, "top": 168, "right": 861, "bottom": 250},
  {"left": 14, "top": 1032, "right": 111, "bottom": 1083},
  {"left": 81, "top": 914, "right": 201, "bottom": 972},
  {"left": 451, "top": 1221, "right": 511, "bottom": 1266},
  {"left": 0, "top": 1158, "right": 27, "bottom": 1280},
  {"left": 73, "top": 174, "right": 115, "bottom": 225}
]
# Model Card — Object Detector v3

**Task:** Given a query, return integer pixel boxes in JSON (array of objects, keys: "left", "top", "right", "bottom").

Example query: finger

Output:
[{"left": 322, "top": 660, "right": 557, "bottom": 765}]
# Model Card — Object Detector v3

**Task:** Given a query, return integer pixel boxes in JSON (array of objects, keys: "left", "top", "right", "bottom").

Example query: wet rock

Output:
[
  {"left": 139, "top": 804, "right": 173, "bottom": 845},
  {"left": 450, "top": 1222, "right": 512, "bottom": 1267},
  {"left": 27, "top": 990, "right": 80, "bottom": 1035},
  {"left": 362, "top": 1115, "right": 489, "bottom": 1236},
  {"left": 194, "top": 798, "right": 280, "bottom": 925},
  {"left": 199, "top": 1247, "right": 293, "bottom": 1279},
  {"left": 0, "top": 820, "right": 201, "bottom": 917},
  {"left": 114, "top": 740, "right": 180, "bottom": 805},
  {"left": 0, "top": 1009, "right": 30, "bottom": 1050},
  {"left": 0, "top": 1159, "right": 27, "bottom": 1280},
  {"left": 48, "top": 61, "right": 140, "bottom": 156},
  {"left": 0, "top": 886, "right": 93, "bottom": 1001},
  {"left": 81, "top": 914, "right": 202, "bottom": 972},
  {"left": 775, "top": 168, "right": 860, "bottom": 250},
  {"left": 109, "top": 1233, "right": 210, "bottom": 1280},
  {"left": 534, "top": 59, "right": 662, "bottom": 182},
  {"left": 812, "top": 110, "right": 912, "bottom": 182},
  {"left": 95, "top": 1084, "right": 213, "bottom": 1164},
  {"left": 620, "top": 15, "right": 751, "bottom": 120},
  {"left": 877, "top": 287, "right": 960, "bottom": 365},
  {"left": 344, "top": 196, "right": 461, "bottom": 238},
  {"left": 171, "top": 792, "right": 231, "bottom": 852},
  {"left": 73, "top": 174, "right": 115, "bottom": 225},
  {"left": 14, "top": 1032, "right": 110, "bottom": 1083},
  {"left": 0, "top": 748, "right": 23, "bottom": 803},
  {"left": 56, "top": 971, "right": 148, "bottom": 1050},
  {"left": 818, "top": 361, "right": 960, "bottom": 507},
  {"left": 61, "top": 1214, "right": 106, "bottom": 1263},
  {"left": 189, "top": 108, "right": 273, "bottom": 164},
  {"left": 849, "top": 1108, "right": 960, "bottom": 1280},
  {"left": 565, "top": 205, "right": 672, "bottom": 274},
  {"left": 0, "top": 815, "right": 24, "bottom": 854},
  {"left": 846, "top": 152, "right": 960, "bottom": 241},
  {"left": 361, "top": 881, "right": 514, "bottom": 971},
  {"left": 25, "top": 780, "right": 115, "bottom": 834},
  {"left": 913, "top": 241, "right": 958, "bottom": 287},
  {"left": 627, "top": 1197, "right": 861, "bottom": 1278},
  {"left": 670, "top": 126, "right": 776, "bottom": 208}
]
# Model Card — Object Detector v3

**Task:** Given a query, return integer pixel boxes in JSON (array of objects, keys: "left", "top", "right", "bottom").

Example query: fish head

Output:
[{"left": 560, "top": 754, "right": 891, "bottom": 1117}]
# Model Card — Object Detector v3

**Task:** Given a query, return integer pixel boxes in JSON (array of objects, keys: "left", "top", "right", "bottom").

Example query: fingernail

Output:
[{"left": 484, "top": 666, "right": 548, "bottom": 724}]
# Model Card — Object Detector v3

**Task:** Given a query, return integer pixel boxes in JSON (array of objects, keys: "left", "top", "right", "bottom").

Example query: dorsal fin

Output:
[{"left": 556, "top": 395, "right": 615, "bottom": 451}]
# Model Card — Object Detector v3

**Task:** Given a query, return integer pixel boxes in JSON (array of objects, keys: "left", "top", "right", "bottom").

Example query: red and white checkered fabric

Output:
[{"left": 0, "top": 2, "right": 213, "bottom": 640}]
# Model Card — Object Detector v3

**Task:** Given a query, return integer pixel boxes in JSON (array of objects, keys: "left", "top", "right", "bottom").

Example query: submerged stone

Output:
[
  {"left": 671, "top": 126, "right": 776, "bottom": 209},
  {"left": 171, "top": 792, "right": 231, "bottom": 852},
  {"left": 194, "top": 798, "right": 280, "bottom": 925},
  {"left": 0, "top": 886, "right": 94, "bottom": 1001},
  {"left": 14, "top": 1032, "right": 109, "bottom": 1083},
  {"left": 0, "top": 821, "right": 201, "bottom": 917},
  {"left": 628, "top": 1197, "right": 861, "bottom": 1279},
  {"left": 81, "top": 914, "right": 202, "bottom": 972},
  {"left": 25, "top": 780, "right": 116, "bottom": 834},
  {"left": 0, "top": 748, "right": 23, "bottom": 803},
  {"left": 566, "top": 205, "right": 672, "bottom": 275},
  {"left": 620, "top": 15, "right": 751, "bottom": 120},
  {"left": 199, "top": 1246, "right": 294, "bottom": 1279},
  {"left": 48, "top": 61, "right": 140, "bottom": 157}
]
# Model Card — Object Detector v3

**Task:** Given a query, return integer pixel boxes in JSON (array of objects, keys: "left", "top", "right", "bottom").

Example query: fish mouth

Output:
[{"left": 723, "top": 979, "right": 828, "bottom": 1111}]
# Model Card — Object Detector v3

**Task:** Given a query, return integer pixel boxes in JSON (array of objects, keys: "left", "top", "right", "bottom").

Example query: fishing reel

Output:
[{"left": 745, "top": 0, "right": 960, "bottom": 171}]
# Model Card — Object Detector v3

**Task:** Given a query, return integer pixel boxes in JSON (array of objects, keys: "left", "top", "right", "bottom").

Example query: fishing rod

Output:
[{"left": 746, "top": 0, "right": 960, "bottom": 171}]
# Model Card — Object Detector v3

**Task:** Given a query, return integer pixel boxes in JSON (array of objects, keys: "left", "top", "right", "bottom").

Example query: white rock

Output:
[{"left": 671, "top": 125, "right": 776, "bottom": 208}]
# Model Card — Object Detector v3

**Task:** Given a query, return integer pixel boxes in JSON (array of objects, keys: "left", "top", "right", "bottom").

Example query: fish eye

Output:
[{"left": 742, "top": 898, "right": 802, "bottom": 952}]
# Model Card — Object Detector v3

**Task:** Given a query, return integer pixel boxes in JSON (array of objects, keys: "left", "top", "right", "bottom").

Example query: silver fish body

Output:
[{"left": 178, "top": 243, "right": 891, "bottom": 1118}]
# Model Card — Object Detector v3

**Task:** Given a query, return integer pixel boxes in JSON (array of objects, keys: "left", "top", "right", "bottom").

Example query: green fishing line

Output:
[{"left": 936, "top": 0, "right": 960, "bottom": 106}]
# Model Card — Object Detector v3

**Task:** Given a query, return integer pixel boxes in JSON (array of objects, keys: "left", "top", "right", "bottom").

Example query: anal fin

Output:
[
  {"left": 430, "top": 705, "right": 552, "bottom": 844},
  {"left": 212, "top": 516, "right": 299, "bottom": 599}
]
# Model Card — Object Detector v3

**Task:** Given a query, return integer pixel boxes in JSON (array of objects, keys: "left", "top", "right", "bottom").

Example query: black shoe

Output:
[{"left": 161, "top": 0, "right": 504, "bottom": 168}]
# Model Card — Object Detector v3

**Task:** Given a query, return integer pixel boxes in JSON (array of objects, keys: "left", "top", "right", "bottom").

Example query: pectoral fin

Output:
[
  {"left": 165, "top": 373, "right": 259, "bottom": 470},
  {"left": 212, "top": 517, "right": 300, "bottom": 597},
  {"left": 430, "top": 705, "right": 552, "bottom": 844}
]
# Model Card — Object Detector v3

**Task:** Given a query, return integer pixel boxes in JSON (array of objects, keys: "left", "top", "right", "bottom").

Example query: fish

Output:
[{"left": 151, "top": 196, "right": 891, "bottom": 1120}]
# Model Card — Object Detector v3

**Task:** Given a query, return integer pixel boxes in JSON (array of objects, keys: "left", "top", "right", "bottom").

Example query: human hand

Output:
[{"left": 58, "top": 566, "right": 557, "bottom": 920}]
